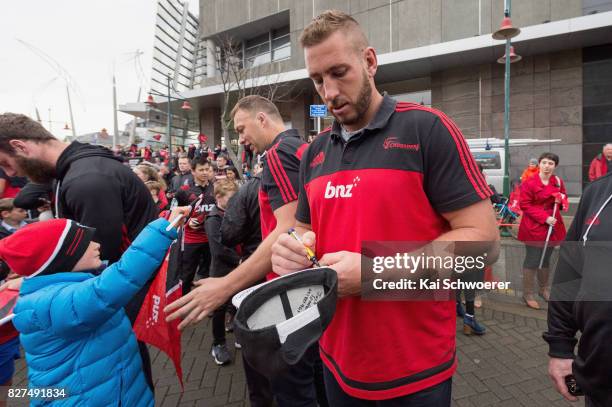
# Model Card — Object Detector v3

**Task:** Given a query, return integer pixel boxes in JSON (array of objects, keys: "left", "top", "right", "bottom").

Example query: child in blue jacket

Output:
[{"left": 0, "top": 207, "right": 188, "bottom": 406}]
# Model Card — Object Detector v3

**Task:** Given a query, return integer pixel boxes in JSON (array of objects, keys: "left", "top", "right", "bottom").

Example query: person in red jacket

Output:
[
  {"left": 588, "top": 143, "right": 612, "bottom": 181},
  {"left": 518, "top": 152, "right": 567, "bottom": 309}
]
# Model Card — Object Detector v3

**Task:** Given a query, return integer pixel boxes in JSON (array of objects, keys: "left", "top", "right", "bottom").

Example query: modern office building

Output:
[
  {"left": 128, "top": 1, "right": 612, "bottom": 192},
  {"left": 120, "top": 0, "right": 203, "bottom": 147}
]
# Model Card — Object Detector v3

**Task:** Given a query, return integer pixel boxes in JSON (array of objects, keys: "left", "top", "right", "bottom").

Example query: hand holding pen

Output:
[{"left": 287, "top": 228, "right": 320, "bottom": 267}]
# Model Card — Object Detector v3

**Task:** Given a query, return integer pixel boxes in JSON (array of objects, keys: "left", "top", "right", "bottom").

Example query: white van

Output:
[
  {"left": 470, "top": 148, "right": 504, "bottom": 193},
  {"left": 466, "top": 138, "right": 560, "bottom": 195}
]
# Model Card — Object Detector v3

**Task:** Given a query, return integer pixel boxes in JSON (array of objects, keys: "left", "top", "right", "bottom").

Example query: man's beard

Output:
[
  {"left": 329, "top": 70, "right": 372, "bottom": 127},
  {"left": 15, "top": 156, "right": 57, "bottom": 184}
]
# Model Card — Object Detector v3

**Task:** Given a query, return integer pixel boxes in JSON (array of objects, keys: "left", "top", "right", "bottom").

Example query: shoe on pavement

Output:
[
  {"left": 523, "top": 295, "right": 540, "bottom": 309},
  {"left": 234, "top": 341, "right": 242, "bottom": 349},
  {"left": 463, "top": 314, "right": 486, "bottom": 335},
  {"left": 211, "top": 343, "right": 232, "bottom": 365}
]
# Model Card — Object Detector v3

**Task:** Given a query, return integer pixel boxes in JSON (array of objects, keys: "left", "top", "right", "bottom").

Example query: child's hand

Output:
[{"left": 167, "top": 206, "right": 192, "bottom": 229}]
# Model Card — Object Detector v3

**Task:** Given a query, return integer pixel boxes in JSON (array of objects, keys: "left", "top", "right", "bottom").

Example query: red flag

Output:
[{"left": 133, "top": 246, "right": 184, "bottom": 387}]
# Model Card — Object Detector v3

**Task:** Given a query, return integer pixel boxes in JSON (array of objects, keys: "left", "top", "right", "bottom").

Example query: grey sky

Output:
[{"left": 0, "top": 0, "right": 198, "bottom": 138}]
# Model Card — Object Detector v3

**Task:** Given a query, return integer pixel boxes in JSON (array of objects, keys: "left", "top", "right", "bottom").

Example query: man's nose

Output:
[{"left": 322, "top": 80, "right": 339, "bottom": 103}]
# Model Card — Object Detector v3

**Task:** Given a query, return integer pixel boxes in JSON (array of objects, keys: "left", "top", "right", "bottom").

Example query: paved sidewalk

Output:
[{"left": 9, "top": 297, "right": 586, "bottom": 406}]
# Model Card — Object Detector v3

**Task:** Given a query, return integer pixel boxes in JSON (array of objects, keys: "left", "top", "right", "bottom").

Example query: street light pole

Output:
[
  {"left": 146, "top": 74, "right": 192, "bottom": 163},
  {"left": 492, "top": 0, "right": 520, "bottom": 197},
  {"left": 503, "top": 28, "right": 511, "bottom": 197},
  {"left": 167, "top": 73, "right": 173, "bottom": 160}
]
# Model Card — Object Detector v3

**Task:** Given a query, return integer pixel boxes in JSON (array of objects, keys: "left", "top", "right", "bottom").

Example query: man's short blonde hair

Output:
[
  {"left": 214, "top": 179, "right": 238, "bottom": 197},
  {"left": 299, "top": 10, "right": 368, "bottom": 51},
  {"left": 230, "top": 95, "right": 283, "bottom": 121}
]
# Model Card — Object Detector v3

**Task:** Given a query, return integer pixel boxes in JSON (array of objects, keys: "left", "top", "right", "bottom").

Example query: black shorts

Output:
[{"left": 523, "top": 245, "right": 554, "bottom": 269}]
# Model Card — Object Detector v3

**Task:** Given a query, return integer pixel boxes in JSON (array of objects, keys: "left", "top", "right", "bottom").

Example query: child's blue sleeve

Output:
[{"left": 47, "top": 218, "right": 177, "bottom": 337}]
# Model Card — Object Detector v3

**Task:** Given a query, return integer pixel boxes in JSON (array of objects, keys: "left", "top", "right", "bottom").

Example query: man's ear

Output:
[
  {"left": 256, "top": 112, "right": 266, "bottom": 127},
  {"left": 364, "top": 47, "right": 378, "bottom": 78},
  {"left": 9, "top": 140, "right": 29, "bottom": 155}
]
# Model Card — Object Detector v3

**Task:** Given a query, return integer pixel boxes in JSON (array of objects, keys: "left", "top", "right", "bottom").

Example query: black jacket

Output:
[
  {"left": 55, "top": 142, "right": 158, "bottom": 264},
  {"left": 170, "top": 172, "right": 193, "bottom": 193},
  {"left": 544, "top": 172, "right": 612, "bottom": 405},
  {"left": 54, "top": 142, "right": 158, "bottom": 321},
  {"left": 204, "top": 206, "right": 240, "bottom": 278},
  {"left": 14, "top": 182, "right": 53, "bottom": 210},
  {"left": 221, "top": 175, "right": 262, "bottom": 258}
]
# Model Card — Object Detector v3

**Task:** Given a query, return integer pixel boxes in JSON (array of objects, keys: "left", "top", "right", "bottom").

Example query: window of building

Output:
[
  {"left": 242, "top": 26, "right": 291, "bottom": 69},
  {"left": 245, "top": 33, "right": 271, "bottom": 68}
]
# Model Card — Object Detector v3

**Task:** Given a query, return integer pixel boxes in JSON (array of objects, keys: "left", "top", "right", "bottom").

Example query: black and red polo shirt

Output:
[
  {"left": 296, "top": 95, "right": 492, "bottom": 400},
  {"left": 259, "top": 129, "right": 307, "bottom": 279}
]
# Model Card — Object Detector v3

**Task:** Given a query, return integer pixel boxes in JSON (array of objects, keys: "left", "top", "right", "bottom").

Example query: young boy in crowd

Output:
[
  {"left": 204, "top": 179, "right": 239, "bottom": 365},
  {"left": 180, "top": 157, "right": 216, "bottom": 294},
  {"left": 0, "top": 198, "right": 27, "bottom": 239},
  {"left": 0, "top": 207, "right": 188, "bottom": 406}
]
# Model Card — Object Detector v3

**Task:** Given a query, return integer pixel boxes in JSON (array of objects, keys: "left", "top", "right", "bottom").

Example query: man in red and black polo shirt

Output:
[
  {"left": 165, "top": 96, "right": 327, "bottom": 407},
  {"left": 271, "top": 10, "right": 499, "bottom": 405}
]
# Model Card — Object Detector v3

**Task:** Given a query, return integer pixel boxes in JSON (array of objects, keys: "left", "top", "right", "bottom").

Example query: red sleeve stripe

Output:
[
  {"left": 266, "top": 149, "right": 289, "bottom": 203},
  {"left": 267, "top": 148, "right": 290, "bottom": 203},
  {"left": 436, "top": 112, "right": 492, "bottom": 198},
  {"left": 271, "top": 148, "right": 298, "bottom": 201},
  {"left": 395, "top": 105, "right": 491, "bottom": 199}
]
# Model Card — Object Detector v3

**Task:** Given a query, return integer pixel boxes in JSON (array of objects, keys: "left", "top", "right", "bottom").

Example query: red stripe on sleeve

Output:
[
  {"left": 395, "top": 104, "right": 490, "bottom": 199},
  {"left": 270, "top": 148, "right": 298, "bottom": 201},
  {"left": 266, "top": 149, "right": 290, "bottom": 203},
  {"left": 436, "top": 112, "right": 492, "bottom": 198}
]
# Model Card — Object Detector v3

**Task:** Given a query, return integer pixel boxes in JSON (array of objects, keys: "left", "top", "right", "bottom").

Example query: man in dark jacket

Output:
[
  {"left": 169, "top": 156, "right": 194, "bottom": 193},
  {"left": 0, "top": 112, "right": 158, "bottom": 390},
  {"left": 544, "top": 172, "right": 612, "bottom": 406},
  {"left": 221, "top": 174, "right": 262, "bottom": 257}
]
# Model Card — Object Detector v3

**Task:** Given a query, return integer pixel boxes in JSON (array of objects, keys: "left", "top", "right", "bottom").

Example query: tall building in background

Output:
[{"left": 120, "top": 0, "right": 203, "bottom": 148}]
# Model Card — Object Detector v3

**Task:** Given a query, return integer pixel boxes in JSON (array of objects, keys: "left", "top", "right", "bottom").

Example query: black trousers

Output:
[
  {"left": 243, "top": 354, "right": 274, "bottom": 407},
  {"left": 179, "top": 242, "right": 211, "bottom": 294},
  {"left": 324, "top": 366, "right": 452, "bottom": 407},
  {"left": 244, "top": 343, "right": 328, "bottom": 407}
]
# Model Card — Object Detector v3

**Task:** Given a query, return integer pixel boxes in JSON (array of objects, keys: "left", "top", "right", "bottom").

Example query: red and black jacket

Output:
[{"left": 296, "top": 95, "right": 491, "bottom": 399}]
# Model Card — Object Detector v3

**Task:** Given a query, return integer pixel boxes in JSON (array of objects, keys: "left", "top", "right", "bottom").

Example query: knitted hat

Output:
[
  {"left": 0, "top": 219, "right": 95, "bottom": 278},
  {"left": 529, "top": 158, "right": 538, "bottom": 165}
]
